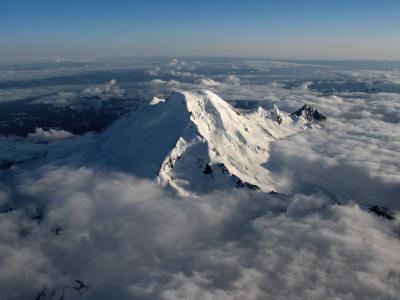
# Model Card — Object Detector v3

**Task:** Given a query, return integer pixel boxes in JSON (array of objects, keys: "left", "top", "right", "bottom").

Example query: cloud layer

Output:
[{"left": 1, "top": 166, "right": 399, "bottom": 299}]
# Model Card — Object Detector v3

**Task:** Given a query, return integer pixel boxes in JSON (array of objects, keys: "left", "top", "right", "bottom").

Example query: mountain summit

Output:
[{"left": 99, "top": 90, "right": 313, "bottom": 195}]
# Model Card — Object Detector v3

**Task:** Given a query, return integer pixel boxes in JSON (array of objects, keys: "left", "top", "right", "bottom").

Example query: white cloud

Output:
[
  {"left": 197, "top": 78, "right": 221, "bottom": 87},
  {"left": 168, "top": 70, "right": 197, "bottom": 78},
  {"left": 146, "top": 67, "right": 161, "bottom": 76},
  {"left": 0, "top": 167, "right": 398, "bottom": 299},
  {"left": 27, "top": 128, "right": 75, "bottom": 143},
  {"left": 268, "top": 117, "right": 400, "bottom": 208},
  {"left": 83, "top": 79, "right": 125, "bottom": 98},
  {"left": 224, "top": 75, "right": 240, "bottom": 85},
  {"left": 149, "top": 79, "right": 181, "bottom": 87},
  {"left": 167, "top": 58, "right": 186, "bottom": 69}
]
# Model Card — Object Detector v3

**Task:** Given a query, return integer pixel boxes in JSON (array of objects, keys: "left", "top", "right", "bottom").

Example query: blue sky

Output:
[{"left": 1, "top": 0, "right": 400, "bottom": 61}]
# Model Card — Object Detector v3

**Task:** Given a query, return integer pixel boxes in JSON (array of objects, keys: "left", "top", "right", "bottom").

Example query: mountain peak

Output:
[
  {"left": 291, "top": 104, "right": 327, "bottom": 122},
  {"left": 99, "top": 89, "right": 314, "bottom": 195}
]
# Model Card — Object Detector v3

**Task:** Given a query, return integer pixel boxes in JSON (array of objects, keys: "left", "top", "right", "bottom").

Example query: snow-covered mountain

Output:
[
  {"left": 1, "top": 89, "right": 325, "bottom": 197},
  {"left": 96, "top": 89, "right": 319, "bottom": 195}
]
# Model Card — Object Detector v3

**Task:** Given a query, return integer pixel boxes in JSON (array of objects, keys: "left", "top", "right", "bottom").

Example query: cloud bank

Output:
[{"left": 1, "top": 166, "right": 399, "bottom": 300}]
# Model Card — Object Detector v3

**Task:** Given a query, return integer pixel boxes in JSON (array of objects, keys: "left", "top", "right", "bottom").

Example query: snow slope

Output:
[{"left": 96, "top": 89, "right": 308, "bottom": 195}]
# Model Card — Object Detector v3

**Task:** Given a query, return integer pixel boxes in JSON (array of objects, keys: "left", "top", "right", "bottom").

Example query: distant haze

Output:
[{"left": 1, "top": 0, "right": 400, "bottom": 61}]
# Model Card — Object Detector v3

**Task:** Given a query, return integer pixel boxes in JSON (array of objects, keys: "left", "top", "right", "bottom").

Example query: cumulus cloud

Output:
[
  {"left": 268, "top": 117, "right": 400, "bottom": 208},
  {"left": 0, "top": 166, "right": 398, "bottom": 300},
  {"left": 197, "top": 78, "right": 221, "bottom": 87},
  {"left": 167, "top": 58, "right": 186, "bottom": 69},
  {"left": 168, "top": 70, "right": 197, "bottom": 78},
  {"left": 27, "top": 128, "right": 75, "bottom": 143},
  {"left": 224, "top": 75, "right": 240, "bottom": 85},
  {"left": 149, "top": 79, "right": 181, "bottom": 88},
  {"left": 146, "top": 67, "right": 161, "bottom": 76},
  {"left": 82, "top": 79, "right": 125, "bottom": 98}
]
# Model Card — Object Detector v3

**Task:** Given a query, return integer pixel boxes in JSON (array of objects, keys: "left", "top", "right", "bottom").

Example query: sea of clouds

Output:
[
  {"left": 2, "top": 166, "right": 400, "bottom": 300},
  {"left": 0, "top": 58, "right": 399, "bottom": 299}
]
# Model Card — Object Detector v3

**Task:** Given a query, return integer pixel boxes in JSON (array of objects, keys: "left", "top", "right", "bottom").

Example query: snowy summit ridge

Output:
[{"left": 100, "top": 89, "right": 314, "bottom": 195}]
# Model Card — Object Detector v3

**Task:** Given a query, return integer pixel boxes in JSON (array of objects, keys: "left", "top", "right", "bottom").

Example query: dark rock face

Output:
[
  {"left": 203, "top": 164, "right": 213, "bottom": 176},
  {"left": 33, "top": 279, "right": 89, "bottom": 300},
  {"left": 275, "top": 114, "right": 283, "bottom": 125},
  {"left": 368, "top": 205, "right": 396, "bottom": 220},
  {"left": 291, "top": 104, "right": 327, "bottom": 122},
  {"left": 236, "top": 179, "right": 260, "bottom": 190}
]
